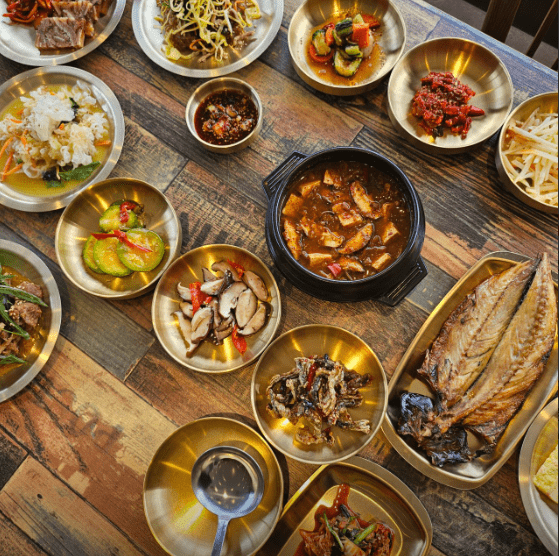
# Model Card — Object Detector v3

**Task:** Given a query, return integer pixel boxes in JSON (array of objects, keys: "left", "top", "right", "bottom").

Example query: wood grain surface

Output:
[{"left": 0, "top": 0, "right": 557, "bottom": 555}]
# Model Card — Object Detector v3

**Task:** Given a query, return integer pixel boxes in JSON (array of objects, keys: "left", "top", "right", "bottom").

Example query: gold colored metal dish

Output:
[
  {"left": 143, "top": 417, "right": 284, "bottom": 556},
  {"left": 519, "top": 398, "right": 558, "bottom": 555},
  {"left": 496, "top": 91, "right": 558, "bottom": 214},
  {"left": 382, "top": 251, "right": 558, "bottom": 489},
  {"left": 387, "top": 37, "right": 513, "bottom": 154},
  {"left": 152, "top": 244, "right": 281, "bottom": 373},
  {"left": 259, "top": 455, "right": 432, "bottom": 556},
  {"left": 251, "top": 325, "right": 388, "bottom": 464},
  {"left": 0, "top": 240, "right": 61, "bottom": 402},
  {"left": 55, "top": 178, "right": 182, "bottom": 300},
  {"left": 288, "top": 0, "right": 406, "bottom": 96}
]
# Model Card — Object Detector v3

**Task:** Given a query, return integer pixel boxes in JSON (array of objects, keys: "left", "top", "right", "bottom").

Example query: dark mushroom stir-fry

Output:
[
  {"left": 266, "top": 354, "right": 373, "bottom": 446},
  {"left": 174, "top": 259, "right": 271, "bottom": 357},
  {"left": 0, "top": 265, "right": 47, "bottom": 370}
]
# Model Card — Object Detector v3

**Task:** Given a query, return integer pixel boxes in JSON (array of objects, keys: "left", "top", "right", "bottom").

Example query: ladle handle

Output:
[{"left": 211, "top": 517, "right": 230, "bottom": 556}]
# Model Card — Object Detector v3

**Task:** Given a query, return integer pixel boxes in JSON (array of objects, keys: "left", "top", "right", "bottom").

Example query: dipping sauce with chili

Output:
[{"left": 194, "top": 90, "right": 258, "bottom": 146}]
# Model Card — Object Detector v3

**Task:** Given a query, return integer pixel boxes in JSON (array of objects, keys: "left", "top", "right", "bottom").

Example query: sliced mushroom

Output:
[
  {"left": 207, "top": 298, "right": 222, "bottom": 329},
  {"left": 173, "top": 311, "right": 192, "bottom": 344},
  {"left": 177, "top": 282, "right": 191, "bottom": 301},
  {"left": 338, "top": 223, "right": 374, "bottom": 255},
  {"left": 242, "top": 270, "right": 269, "bottom": 301},
  {"left": 190, "top": 306, "right": 214, "bottom": 344},
  {"left": 180, "top": 301, "right": 194, "bottom": 319},
  {"left": 218, "top": 281, "right": 248, "bottom": 319},
  {"left": 202, "top": 267, "right": 218, "bottom": 282},
  {"left": 238, "top": 302, "right": 271, "bottom": 336},
  {"left": 212, "top": 260, "right": 241, "bottom": 281},
  {"left": 235, "top": 288, "right": 258, "bottom": 328},
  {"left": 200, "top": 277, "right": 225, "bottom": 296},
  {"left": 215, "top": 314, "right": 234, "bottom": 332},
  {"left": 213, "top": 321, "right": 234, "bottom": 344}
]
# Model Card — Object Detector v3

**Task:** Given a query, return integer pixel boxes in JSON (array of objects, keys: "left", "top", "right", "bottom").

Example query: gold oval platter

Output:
[
  {"left": 259, "top": 455, "right": 432, "bottom": 556},
  {"left": 519, "top": 398, "right": 558, "bottom": 555},
  {"left": 152, "top": 244, "right": 281, "bottom": 373},
  {"left": 0, "top": 66, "right": 125, "bottom": 212},
  {"left": 382, "top": 251, "right": 558, "bottom": 489},
  {"left": 387, "top": 37, "right": 514, "bottom": 154},
  {"left": 55, "top": 178, "right": 182, "bottom": 300},
  {"left": 252, "top": 325, "right": 388, "bottom": 465},
  {"left": 143, "top": 417, "right": 284, "bottom": 556},
  {"left": 0, "top": 240, "right": 62, "bottom": 402}
]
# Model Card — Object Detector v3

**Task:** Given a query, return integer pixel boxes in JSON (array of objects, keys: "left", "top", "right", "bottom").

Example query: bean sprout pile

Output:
[{"left": 156, "top": 0, "right": 261, "bottom": 63}]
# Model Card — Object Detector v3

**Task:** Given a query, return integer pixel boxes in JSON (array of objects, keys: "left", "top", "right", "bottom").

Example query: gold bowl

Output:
[
  {"left": 0, "top": 240, "right": 61, "bottom": 402},
  {"left": 143, "top": 417, "right": 284, "bottom": 556},
  {"left": 55, "top": 178, "right": 182, "bottom": 300},
  {"left": 288, "top": 0, "right": 406, "bottom": 96},
  {"left": 185, "top": 78, "right": 263, "bottom": 154},
  {"left": 387, "top": 37, "right": 513, "bottom": 154},
  {"left": 496, "top": 91, "right": 558, "bottom": 214},
  {"left": 251, "top": 325, "right": 388, "bottom": 464},
  {"left": 152, "top": 244, "right": 281, "bottom": 373}
]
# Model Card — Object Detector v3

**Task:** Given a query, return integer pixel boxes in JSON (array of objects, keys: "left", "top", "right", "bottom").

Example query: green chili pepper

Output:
[
  {"left": 0, "top": 285, "right": 47, "bottom": 307},
  {"left": 355, "top": 522, "right": 378, "bottom": 544},
  {"left": 323, "top": 513, "right": 344, "bottom": 551},
  {"left": 0, "top": 354, "right": 26, "bottom": 365},
  {"left": 341, "top": 516, "right": 356, "bottom": 536}
]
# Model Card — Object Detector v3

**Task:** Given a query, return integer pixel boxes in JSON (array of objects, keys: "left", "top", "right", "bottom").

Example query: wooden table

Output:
[{"left": 0, "top": 0, "right": 557, "bottom": 555}]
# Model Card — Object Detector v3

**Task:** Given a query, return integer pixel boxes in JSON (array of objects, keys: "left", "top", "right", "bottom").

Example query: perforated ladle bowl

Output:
[{"left": 191, "top": 446, "right": 265, "bottom": 556}]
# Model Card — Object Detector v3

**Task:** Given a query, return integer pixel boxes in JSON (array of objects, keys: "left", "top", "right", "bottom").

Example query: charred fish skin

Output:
[{"left": 417, "top": 259, "right": 537, "bottom": 407}]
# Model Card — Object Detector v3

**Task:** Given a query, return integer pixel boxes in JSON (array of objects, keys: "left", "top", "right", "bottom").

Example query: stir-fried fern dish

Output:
[
  {"left": 0, "top": 83, "right": 110, "bottom": 194},
  {"left": 295, "top": 484, "right": 393, "bottom": 556},
  {"left": 156, "top": 0, "right": 261, "bottom": 63},
  {"left": 0, "top": 266, "right": 47, "bottom": 372}
]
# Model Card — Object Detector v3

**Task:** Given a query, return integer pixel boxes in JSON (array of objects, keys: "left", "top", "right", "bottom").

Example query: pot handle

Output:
[
  {"left": 377, "top": 257, "right": 428, "bottom": 307},
  {"left": 262, "top": 151, "right": 307, "bottom": 200}
]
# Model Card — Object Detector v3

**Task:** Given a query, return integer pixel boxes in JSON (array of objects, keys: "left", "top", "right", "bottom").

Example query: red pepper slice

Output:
[
  {"left": 227, "top": 259, "right": 245, "bottom": 278},
  {"left": 306, "top": 362, "right": 317, "bottom": 391},
  {"left": 327, "top": 263, "right": 342, "bottom": 278},
  {"left": 119, "top": 201, "right": 137, "bottom": 224},
  {"left": 309, "top": 44, "right": 334, "bottom": 63},
  {"left": 91, "top": 230, "right": 152, "bottom": 253},
  {"left": 189, "top": 282, "right": 212, "bottom": 314},
  {"left": 232, "top": 325, "right": 247, "bottom": 355}
]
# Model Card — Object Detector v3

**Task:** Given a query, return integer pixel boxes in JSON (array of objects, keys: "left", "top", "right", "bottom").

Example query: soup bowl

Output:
[{"left": 263, "top": 147, "right": 426, "bottom": 306}]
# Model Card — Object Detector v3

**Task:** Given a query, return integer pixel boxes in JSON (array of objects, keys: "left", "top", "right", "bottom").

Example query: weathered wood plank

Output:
[
  {"left": 0, "top": 509, "right": 50, "bottom": 556},
  {"left": 0, "top": 428, "right": 26, "bottom": 490},
  {"left": 0, "top": 337, "right": 176, "bottom": 556},
  {"left": 0, "top": 457, "right": 147, "bottom": 556}
]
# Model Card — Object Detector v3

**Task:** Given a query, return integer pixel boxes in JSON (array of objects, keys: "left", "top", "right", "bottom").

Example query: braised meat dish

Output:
[
  {"left": 295, "top": 484, "right": 393, "bottom": 556},
  {"left": 281, "top": 161, "right": 410, "bottom": 281},
  {"left": 0, "top": 265, "right": 47, "bottom": 371},
  {"left": 266, "top": 355, "right": 373, "bottom": 446},
  {"left": 398, "top": 253, "right": 557, "bottom": 467}
]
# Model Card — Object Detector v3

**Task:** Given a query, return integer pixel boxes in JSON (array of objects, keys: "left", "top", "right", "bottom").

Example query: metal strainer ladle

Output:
[{"left": 191, "top": 446, "right": 265, "bottom": 556}]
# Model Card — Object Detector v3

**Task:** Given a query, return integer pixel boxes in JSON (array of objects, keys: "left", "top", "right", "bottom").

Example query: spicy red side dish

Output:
[
  {"left": 411, "top": 71, "right": 485, "bottom": 139},
  {"left": 295, "top": 484, "right": 394, "bottom": 556},
  {"left": 194, "top": 90, "right": 258, "bottom": 146}
]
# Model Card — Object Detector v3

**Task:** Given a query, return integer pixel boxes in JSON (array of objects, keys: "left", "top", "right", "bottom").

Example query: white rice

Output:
[{"left": 0, "top": 81, "right": 110, "bottom": 179}]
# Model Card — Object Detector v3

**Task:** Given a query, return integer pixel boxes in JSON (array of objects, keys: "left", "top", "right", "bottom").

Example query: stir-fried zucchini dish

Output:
[{"left": 82, "top": 200, "right": 165, "bottom": 277}]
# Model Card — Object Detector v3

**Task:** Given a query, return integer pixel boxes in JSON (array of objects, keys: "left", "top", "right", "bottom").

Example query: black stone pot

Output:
[{"left": 262, "top": 147, "right": 427, "bottom": 307}]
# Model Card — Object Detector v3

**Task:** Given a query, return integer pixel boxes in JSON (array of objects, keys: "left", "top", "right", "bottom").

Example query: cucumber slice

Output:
[
  {"left": 116, "top": 229, "right": 165, "bottom": 272},
  {"left": 99, "top": 203, "right": 140, "bottom": 232},
  {"left": 345, "top": 43, "right": 362, "bottom": 57},
  {"left": 312, "top": 29, "right": 331, "bottom": 56},
  {"left": 334, "top": 50, "right": 362, "bottom": 77},
  {"left": 93, "top": 237, "right": 133, "bottom": 277},
  {"left": 82, "top": 235, "right": 105, "bottom": 274},
  {"left": 335, "top": 18, "right": 353, "bottom": 38}
]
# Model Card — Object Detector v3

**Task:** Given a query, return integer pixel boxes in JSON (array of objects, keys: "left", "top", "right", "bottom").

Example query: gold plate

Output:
[
  {"left": 251, "top": 325, "right": 388, "bottom": 464},
  {"left": 382, "top": 251, "right": 558, "bottom": 489},
  {"left": 288, "top": 0, "right": 406, "bottom": 96},
  {"left": 143, "top": 417, "right": 284, "bottom": 556},
  {"left": 496, "top": 91, "right": 558, "bottom": 215},
  {"left": 55, "top": 178, "right": 182, "bottom": 300},
  {"left": 258, "top": 456, "right": 432, "bottom": 556},
  {"left": 0, "top": 240, "right": 61, "bottom": 402},
  {"left": 519, "top": 398, "right": 558, "bottom": 555},
  {"left": 387, "top": 37, "right": 513, "bottom": 154},
  {"left": 152, "top": 244, "right": 281, "bottom": 373}
]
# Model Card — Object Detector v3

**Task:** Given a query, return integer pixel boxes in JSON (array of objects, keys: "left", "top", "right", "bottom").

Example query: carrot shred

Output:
[
  {"left": 94, "top": 139, "right": 112, "bottom": 146},
  {"left": 58, "top": 123, "right": 65, "bottom": 130},
  {"left": 0, "top": 137, "right": 13, "bottom": 159},
  {"left": 2, "top": 152, "right": 14, "bottom": 180},
  {"left": 4, "top": 162, "right": 23, "bottom": 176}
]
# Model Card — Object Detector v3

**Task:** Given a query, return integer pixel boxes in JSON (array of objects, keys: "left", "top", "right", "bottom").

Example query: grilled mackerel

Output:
[{"left": 399, "top": 253, "right": 557, "bottom": 466}]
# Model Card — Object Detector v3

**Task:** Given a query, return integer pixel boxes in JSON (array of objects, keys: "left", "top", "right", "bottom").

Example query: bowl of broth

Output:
[{"left": 262, "top": 147, "right": 427, "bottom": 306}]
